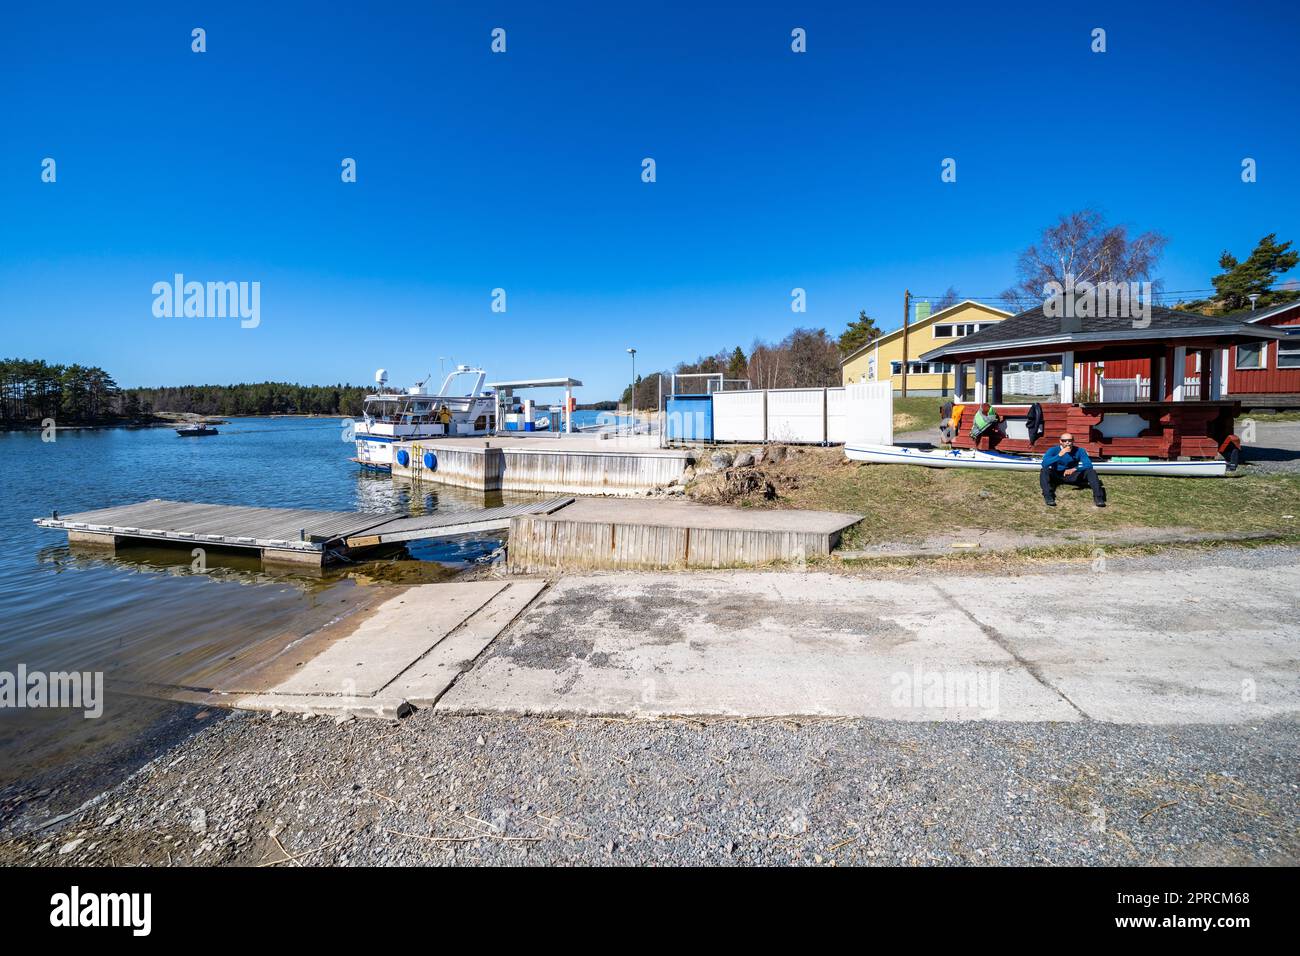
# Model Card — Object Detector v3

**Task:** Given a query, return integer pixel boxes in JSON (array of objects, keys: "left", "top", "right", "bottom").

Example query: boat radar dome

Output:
[{"left": 375, "top": 369, "right": 388, "bottom": 387}]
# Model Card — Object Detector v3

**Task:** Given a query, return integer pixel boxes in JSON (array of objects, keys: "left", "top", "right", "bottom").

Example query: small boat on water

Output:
[
  {"left": 844, "top": 443, "right": 1227, "bottom": 477},
  {"left": 175, "top": 423, "right": 219, "bottom": 437}
]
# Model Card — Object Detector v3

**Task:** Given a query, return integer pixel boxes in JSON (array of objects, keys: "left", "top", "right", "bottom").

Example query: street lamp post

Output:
[{"left": 627, "top": 347, "right": 637, "bottom": 433}]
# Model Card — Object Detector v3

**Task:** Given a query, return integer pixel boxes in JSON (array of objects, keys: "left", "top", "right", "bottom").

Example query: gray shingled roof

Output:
[
  {"left": 920, "top": 305, "right": 1287, "bottom": 362},
  {"left": 1237, "top": 299, "right": 1300, "bottom": 324}
]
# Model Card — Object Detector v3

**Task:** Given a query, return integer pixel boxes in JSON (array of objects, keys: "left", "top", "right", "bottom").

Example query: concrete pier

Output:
[
  {"left": 507, "top": 498, "right": 862, "bottom": 572},
  {"left": 390, "top": 434, "right": 693, "bottom": 496}
]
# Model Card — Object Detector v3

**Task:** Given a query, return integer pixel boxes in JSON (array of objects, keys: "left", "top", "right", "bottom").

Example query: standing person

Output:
[{"left": 1040, "top": 433, "right": 1106, "bottom": 507}]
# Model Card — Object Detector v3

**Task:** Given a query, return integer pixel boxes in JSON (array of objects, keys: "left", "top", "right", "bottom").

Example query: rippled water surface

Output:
[{"left": 0, "top": 418, "right": 518, "bottom": 790}]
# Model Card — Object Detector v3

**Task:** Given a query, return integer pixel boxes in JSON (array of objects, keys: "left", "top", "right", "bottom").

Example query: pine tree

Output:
[
  {"left": 726, "top": 346, "right": 747, "bottom": 381},
  {"left": 1212, "top": 234, "right": 1300, "bottom": 311},
  {"left": 838, "top": 311, "right": 882, "bottom": 355}
]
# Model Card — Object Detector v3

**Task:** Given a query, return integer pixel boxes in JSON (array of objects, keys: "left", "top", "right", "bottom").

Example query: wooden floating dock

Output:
[
  {"left": 36, "top": 497, "right": 575, "bottom": 567},
  {"left": 38, "top": 496, "right": 863, "bottom": 572}
]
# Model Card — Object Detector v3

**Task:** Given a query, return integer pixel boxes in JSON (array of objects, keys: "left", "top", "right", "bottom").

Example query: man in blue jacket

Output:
[{"left": 1040, "top": 432, "right": 1106, "bottom": 507}]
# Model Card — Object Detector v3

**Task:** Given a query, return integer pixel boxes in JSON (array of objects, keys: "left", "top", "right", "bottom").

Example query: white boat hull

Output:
[{"left": 844, "top": 444, "right": 1227, "bottom": 477}]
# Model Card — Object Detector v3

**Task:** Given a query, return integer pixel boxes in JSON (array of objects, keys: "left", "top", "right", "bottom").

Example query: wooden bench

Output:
[{"left": 947, "top": 402, "right": 1224, "bottom": 460}]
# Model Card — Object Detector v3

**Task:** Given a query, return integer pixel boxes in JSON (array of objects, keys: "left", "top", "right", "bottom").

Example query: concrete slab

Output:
[
  {"left": 386, "top": 581, "right": 547, "bottom": 705},
  {"left": 437, "top": 573, "right": 1079, "bottom": 721},
  {"left": 438, "top": 562, "right": 1300, "bottom": 725},
  {"left": 270, "top": 581, "right": 506, "bottom": 697},
  {"left": 222, "top": 580, "right": 547, "bottom": 720},
  {"left": 934, "top": 561, "right": 1300, "bottom": 724}
]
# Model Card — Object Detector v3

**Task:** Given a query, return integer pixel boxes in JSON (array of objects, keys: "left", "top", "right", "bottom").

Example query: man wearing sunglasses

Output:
[{"left": 1040, "top": 433, "right": 1106, "bottom": 507}]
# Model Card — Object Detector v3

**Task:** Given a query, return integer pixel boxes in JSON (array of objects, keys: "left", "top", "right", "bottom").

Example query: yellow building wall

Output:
[{"left": 840, "top": 302, "right": 1008, "bottom": 393}]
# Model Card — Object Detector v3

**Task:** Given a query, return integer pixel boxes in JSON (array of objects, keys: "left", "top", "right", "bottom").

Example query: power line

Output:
[{"left": 909, "top": 285, "right": 1294, "bottom": 302}]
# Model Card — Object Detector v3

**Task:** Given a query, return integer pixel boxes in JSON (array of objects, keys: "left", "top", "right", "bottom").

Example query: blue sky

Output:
[{"left": 2, "top": 1, "right": 1297, "bottom": 400}]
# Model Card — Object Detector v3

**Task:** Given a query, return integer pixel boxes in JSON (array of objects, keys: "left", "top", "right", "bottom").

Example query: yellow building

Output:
[{"left": 840, "top": 300, "right": 1012, "bottom": 395}]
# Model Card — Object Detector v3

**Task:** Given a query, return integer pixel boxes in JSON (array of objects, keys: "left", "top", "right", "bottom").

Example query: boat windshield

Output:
[{"left": 365, "top": 396, "right": 445, "bottom": 423}]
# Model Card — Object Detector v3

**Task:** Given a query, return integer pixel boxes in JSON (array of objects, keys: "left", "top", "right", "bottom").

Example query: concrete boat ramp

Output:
[
  {"left": 213, "top": 581, "right": 549, "bottom": 719},
  {"left": 147, "top": 553, "right": 1300, "bottom": 725}
]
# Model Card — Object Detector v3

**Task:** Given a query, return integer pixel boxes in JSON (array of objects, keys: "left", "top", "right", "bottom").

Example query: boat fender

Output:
[
  {"left": 396, "top": 449, "right": 410, "bottom": 467},
  {"left": 423, "top": 452, "right": 437, "bottom": 471}
]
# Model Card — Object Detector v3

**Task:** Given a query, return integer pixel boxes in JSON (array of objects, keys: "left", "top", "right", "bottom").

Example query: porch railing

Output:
[{"left": 1098, "top": 376, "right": 1202, "bottom": 401}]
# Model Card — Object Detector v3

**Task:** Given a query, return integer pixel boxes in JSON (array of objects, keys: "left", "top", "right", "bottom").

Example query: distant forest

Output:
[{"left": 0, "top": 358, "right": 366, "bottom": 427}]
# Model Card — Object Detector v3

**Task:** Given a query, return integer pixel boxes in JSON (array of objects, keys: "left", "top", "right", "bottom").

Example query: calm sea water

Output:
[{"left": 0, "top": 418, "right": 521, "bottom": 792}]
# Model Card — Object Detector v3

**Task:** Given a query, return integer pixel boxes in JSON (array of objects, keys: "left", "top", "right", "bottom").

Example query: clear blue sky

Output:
[{"left": 3, "top": 1, "right": 1297, "bottom": 401}]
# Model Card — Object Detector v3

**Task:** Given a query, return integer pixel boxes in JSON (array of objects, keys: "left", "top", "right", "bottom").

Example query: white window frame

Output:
[
  {"left": 1278, "top": 337, "right": 1300, "bottom": 369},
  {"left": 1235, "top": 341, "right": 1266, "bottom": 370},
  {"left": 893, "top": 360, "right": 942, "bottom": 375}
]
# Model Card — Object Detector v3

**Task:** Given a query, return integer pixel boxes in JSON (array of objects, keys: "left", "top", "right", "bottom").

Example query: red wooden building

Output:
[
  {"left": 919, "top": 305, "right": 1291, "bottom": 461},
  {"left": 1096, "top": 300, "right": 1300, "bottom": 408}
]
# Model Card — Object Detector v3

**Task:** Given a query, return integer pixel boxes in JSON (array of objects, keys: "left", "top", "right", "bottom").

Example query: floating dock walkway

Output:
[
  {"left": 38, "top": 496, "right": 863, "bottom": 572},
  {"left": 36, "top": 497, "right": 574, "bottom": 567}
]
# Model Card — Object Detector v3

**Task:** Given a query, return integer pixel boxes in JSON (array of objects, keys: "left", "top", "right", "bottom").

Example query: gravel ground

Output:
[
  {"left": 1, "top": 709, "right": 1294, "bottom": 867},
  {"left": 1240, "top": 421, "right": 1300, "bottom": 475}
]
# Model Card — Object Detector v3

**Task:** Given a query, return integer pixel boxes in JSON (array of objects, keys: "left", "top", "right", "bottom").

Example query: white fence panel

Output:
[
  {"left": 711, "top": 390, "right": 766, "bottom": 442},
  {"left": 842, "top": 381, "right": 893, "bottom": 446},
  {"left": 1099, "top": 376, "right": 1140, "bottom": 401},
  {"left": 766, "top": 389, "right": 826, "bottom": 443},
  {"left": 826, "top": 388, "right": 849, "bottom": 443},
  {"left": 711, "top": 384, "right": 891, "bottom": 445},
  {"left": 1100, "top": 375, "right": 1200, "bottom": 401}
]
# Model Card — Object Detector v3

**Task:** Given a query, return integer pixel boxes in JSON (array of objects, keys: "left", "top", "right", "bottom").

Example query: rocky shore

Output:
[{"left": 2, "top": 709, "right": 1295, "bottom": 867}]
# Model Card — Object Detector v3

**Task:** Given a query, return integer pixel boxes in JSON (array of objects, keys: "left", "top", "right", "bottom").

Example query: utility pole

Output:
[
  {"left": 627, "top": 347, "right": 637, "bottom": 432},
  {"left": 900, "top": 289, "right": 911, "bottom": 398}
]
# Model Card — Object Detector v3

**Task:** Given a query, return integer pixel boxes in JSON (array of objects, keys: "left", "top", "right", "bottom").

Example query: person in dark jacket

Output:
[{"left": 1040, "top": 433, "right": 1106, "bottom": 507}]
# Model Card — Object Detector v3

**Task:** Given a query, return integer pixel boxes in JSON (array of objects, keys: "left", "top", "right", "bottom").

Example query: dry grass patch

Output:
[{"left": 687, "top": 445, "right": 1300, "bottom": 548}]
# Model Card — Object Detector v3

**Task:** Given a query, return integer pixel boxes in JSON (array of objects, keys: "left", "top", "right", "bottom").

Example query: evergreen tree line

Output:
[
  {"left": 125, "top": 381, "right": 367, "bottom": 418},
  {"left": 0, "top": 358, "right": 367, "bottom": 426},
  {"left": 0, "top": 359, "right": 121, "bottom": 425}
]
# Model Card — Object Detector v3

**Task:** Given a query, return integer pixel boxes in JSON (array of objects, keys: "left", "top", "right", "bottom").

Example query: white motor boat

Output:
[
  {"left": 844, "top": 443, "right": 1227, "bottom": 477},
  {"left": 353, "top": 366, "right": 495, "bottom": 470}
]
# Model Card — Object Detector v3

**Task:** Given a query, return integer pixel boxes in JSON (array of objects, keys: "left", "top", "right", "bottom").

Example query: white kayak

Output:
[{"left": 844, "top": 443, "right": 1227, "bottom": 477}]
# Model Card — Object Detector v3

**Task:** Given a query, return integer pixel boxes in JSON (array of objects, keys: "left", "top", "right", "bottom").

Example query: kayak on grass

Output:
[{"left": 844, "top": 443, "right": 1227, "bottom": 477}]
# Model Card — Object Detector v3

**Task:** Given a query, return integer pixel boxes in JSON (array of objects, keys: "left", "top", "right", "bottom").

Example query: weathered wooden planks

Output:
[{"left": 35, "top": 496, "right": 579, "bottom": 565}]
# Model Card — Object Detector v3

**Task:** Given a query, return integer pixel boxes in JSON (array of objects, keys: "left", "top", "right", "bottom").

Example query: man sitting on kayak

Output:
[{"left": 1040, "top": 433, "right": 1106, "bottom": 508}]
